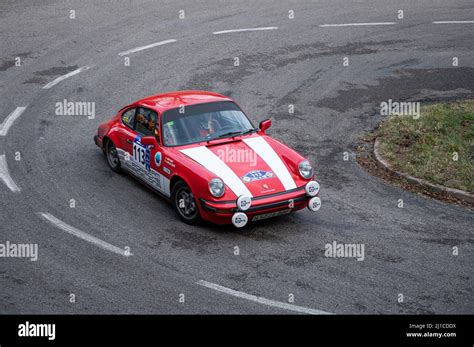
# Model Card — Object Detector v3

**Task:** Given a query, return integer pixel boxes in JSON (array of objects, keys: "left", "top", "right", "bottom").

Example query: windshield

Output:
[{"left": 161, "top": 101, "right": 255, "bottom": 146}]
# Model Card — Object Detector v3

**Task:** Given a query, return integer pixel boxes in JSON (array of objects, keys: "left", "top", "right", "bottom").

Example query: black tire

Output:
[
  {"left": 105, "top": 139, "right": 121, "bottom": 173},
  {"left": 171, "top": 180, "right": 202, "bottom": 225}
]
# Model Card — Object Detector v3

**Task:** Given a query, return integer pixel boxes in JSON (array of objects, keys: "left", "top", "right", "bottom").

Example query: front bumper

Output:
[{"left": 199, "top": 185, "right": 318, "bottom": 225}]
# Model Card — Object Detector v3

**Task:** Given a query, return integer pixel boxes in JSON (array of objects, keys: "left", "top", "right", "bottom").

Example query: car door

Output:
[
  {"left": 116, "top": 106, "right": 152, "bottom": 175},
  {"left": 132, "top": 107, "right": 171, "bottom": 195}
]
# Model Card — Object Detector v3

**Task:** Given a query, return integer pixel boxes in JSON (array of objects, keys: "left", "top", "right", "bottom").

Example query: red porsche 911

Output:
[{"left": 94, "top": 91, "right": 321, "bottom": 227}]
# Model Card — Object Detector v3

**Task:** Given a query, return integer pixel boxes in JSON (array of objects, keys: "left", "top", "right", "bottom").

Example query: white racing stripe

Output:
[
  {"left": 213, "top": 26, "right": 278, "bottom": 35},
  {"left": 0, "top": 155, "right": 20, "bottom": 192},
  {"left": 42, "top": 66, "right": 92, "bottom": 89},
  {"left": 243, "top": 137, "right": 296, "bottom": 190},
  {"left": 319, "top": 22, "right": 395, "bottom": 27},
  {"left": 180, "top": 146, "right": 252, "bottom": 197},
  {"left": 118, "top": 39, "right": 177, "bottom": 56},
  {"left": 433, "top": 20, "right": 474, "bottom": 24},
  {"left": 0, "top": 107, "right": 27, "bottom": 136},
  {"left": 39, "top": 212, "right": 132, "bottom": 257},
  {"left": 198, "top": 280, "right": 331, "bottom": 315}
]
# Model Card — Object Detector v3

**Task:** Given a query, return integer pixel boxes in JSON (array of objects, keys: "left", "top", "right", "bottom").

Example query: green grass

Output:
[{"left": 376, "top": 99, "right": 474, "bottom": 192}]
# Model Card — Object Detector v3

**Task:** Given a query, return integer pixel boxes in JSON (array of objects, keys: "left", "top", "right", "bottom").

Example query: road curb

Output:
[{"left": 373, "top": 138, "right": 474, "bottom": 204}]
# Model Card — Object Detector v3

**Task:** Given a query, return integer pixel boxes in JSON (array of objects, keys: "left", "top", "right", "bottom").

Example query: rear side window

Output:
[{"left": 122, "top": 108, "right": 136, "bottom": 129}]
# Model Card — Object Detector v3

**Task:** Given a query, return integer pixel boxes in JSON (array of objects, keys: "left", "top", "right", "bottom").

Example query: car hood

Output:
[{"left": 178, "top": 134, "right": 305, "bottom": 198}]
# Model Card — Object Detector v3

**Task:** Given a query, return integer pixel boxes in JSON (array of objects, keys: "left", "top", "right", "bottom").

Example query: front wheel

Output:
[
  {"left": 106, "top": 140, "right": 121, "bottom": 173},
  {"left": 171, "top": 181, "right": 202, "bottom": 225}
]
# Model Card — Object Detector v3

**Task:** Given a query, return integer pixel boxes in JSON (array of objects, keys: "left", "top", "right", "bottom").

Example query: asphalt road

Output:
[{"left": 0, "top": 0, "right": 473, "bottom": 314}]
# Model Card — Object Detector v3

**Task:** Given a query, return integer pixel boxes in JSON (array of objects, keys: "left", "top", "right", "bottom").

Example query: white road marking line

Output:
[
  {"left": 42, "top": 65, "right": 92, "bottom": 89},
  {"left": 0, "top": 107, "right": 27, "bottom": 136},
  {"left": 39, "top": 212, "right": 132, "bottom": 257},
  {"left": 213, "top": 26, "right": 278, "bottom": 35},
  {"left": 433, "top": 20, "right": 474, "bottom": 24},
  {"left": 197, "top": 280, "right": 331, "bottom": 315},
  {"left": 117, "top": 39, "right": 177, "bottom": 56},
  {"left": 0, "top": 154, "right": 20, "bottom": 192},
  {"left": 319, "top": 22, "right": 395, "bottom": 27}
]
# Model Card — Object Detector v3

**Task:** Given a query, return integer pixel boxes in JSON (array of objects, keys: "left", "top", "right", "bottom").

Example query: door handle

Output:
[{"left": 126, "top": 139, "right": 133, "bottom": 144}]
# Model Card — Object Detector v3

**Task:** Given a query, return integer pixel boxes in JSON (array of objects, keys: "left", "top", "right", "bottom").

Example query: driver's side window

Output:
[{"left": 135, "top": 107, "right": 160, "bottom": 143}]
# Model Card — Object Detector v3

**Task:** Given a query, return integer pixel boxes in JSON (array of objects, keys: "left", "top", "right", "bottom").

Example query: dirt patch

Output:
[
  {"left": 34, "top": 65, "right": 79, "bottom": 76},
  {"left": 0, "top": 52, "right": 33, "bottom": 71}
]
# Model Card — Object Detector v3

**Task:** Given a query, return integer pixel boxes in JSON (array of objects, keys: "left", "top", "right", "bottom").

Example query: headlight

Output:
[
  {"left": 209, "top": 178, "right": 225, "bottom": 197},
  {"left": 298, "top": 160, "right": 313, "bottom": 179}
]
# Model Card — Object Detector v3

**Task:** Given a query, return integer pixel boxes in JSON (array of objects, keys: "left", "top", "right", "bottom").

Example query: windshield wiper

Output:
[
  {"left": 215, "top": 128, "right": 257, "bottom": 139},
  {"left": 216, "top": 131, "right": 242, "bottom": 139},
  {"left": 240, "top": 128, "right": 257, "bottom": 135}
]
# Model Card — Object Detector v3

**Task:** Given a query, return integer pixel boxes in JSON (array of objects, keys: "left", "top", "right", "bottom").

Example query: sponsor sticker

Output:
[
  {"left": 165, "top": 157, "right": 175, "bottom": 167},
  {"left": 242, "top": 170, "right": 275, "bottom": 183},
  {"left": 155, "top": 152, "right": 162, "bottom": 166}
]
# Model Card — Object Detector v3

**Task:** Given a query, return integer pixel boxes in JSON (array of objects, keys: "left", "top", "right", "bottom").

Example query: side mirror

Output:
[
  {"left": 140, "top": 136, "right": 158, "bottom": 148},
  {"left": 258, "top": 119, "right": 272, "bottom": 134}
]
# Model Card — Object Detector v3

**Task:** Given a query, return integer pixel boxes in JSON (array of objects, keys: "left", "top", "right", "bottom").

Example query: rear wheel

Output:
[
  {"left": 172, "top": 181, "right": 202, "bottom": 225},
  {"left": 106, "top": 139, "right": 121, "bottom": 173}
]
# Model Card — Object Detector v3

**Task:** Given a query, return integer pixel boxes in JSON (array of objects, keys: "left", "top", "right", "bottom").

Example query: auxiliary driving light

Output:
[
  {"left": 236, "top": 195, "right": 252, "bottom": 211},
  {"left": 305, "top": 181, "right": 320, "bottom": 197},
  {"left": 308, "top": 196, "right": 321, "bottom": 211},
  {"left": 232, "top": 212, "right": 248, "bottom": 228}
]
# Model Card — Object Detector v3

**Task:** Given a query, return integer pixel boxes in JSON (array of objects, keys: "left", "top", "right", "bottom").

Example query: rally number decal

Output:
[
  {"left": 133, "top": 143, "right": 146, "bottom": 166},
  {"left": 132, "top": 137, "right": 150, "bottom": 171}
]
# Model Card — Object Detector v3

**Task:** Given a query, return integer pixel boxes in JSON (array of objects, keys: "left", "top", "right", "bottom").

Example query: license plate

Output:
[{"left": 252, "top": 209, "right": 292, "bottom": 222}]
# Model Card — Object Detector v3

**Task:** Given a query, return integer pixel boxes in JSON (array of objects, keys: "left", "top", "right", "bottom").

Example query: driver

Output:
[
  {"left": 137, "top": 112, "right": 157, "bottom": 134},
  {"left": 198, "top": 112, "right": 221, "bottom": 137}
]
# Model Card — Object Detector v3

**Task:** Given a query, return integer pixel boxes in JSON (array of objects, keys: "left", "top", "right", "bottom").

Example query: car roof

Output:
[{"left": 134, "top": 90, "right": 234, "bottom": 112}]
